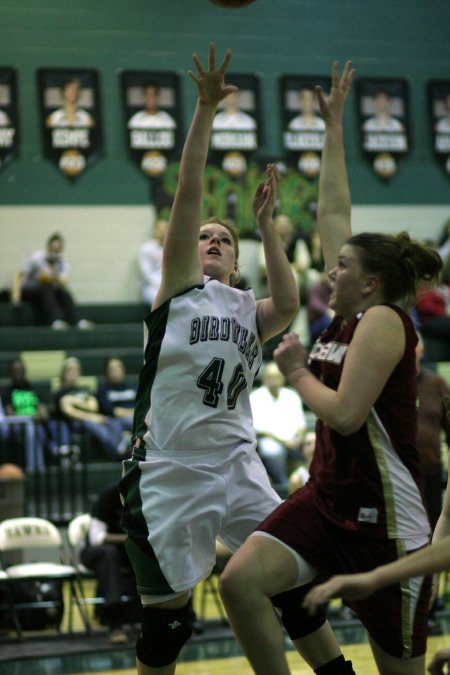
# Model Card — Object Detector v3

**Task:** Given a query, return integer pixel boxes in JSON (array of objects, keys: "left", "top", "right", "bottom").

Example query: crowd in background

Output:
[
  {"left": 0, "top": 356, "right": 136, "bottom": 471},
  {"left": 1, "top": 214, "right": 449, "bottom": 479}
]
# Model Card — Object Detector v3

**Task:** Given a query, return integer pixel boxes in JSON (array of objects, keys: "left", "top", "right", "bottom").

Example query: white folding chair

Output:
[
  {"left": 66, "top": 513, "right": 92, "bottom": 577},
  {"left": 0, "top": 516, "right": 90, "bottom": 635}
]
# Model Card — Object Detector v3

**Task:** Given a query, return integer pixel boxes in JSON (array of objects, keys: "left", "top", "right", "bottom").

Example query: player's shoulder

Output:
[
  {"left": 356, "top": 305, "right": 406, "bottom": 343},
  {"left": 362, "top": 303, "right": 405, "bottom": 323}
]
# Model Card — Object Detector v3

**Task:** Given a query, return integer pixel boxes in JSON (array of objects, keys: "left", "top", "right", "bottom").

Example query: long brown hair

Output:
[{"left": 347, "top": 231, "right": 443, "bottom": 305}]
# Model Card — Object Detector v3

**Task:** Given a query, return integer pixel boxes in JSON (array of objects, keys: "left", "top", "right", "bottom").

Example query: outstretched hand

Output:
[
  {"left": 302, "top": 573, "right": 378, "bottom": 616},
  {"left": 315, "top": 60, "right": 356, "bottom": 126},
  {"left": 252, "top": 163, "right": 281, "bottom": 226},
  {"left": 188, "top": 42, "right": 237, "bottom": 107}
]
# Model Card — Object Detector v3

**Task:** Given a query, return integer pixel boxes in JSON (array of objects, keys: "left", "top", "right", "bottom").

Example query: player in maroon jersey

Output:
[{"left": 219, "top": 61, "right": 443, "bottom": 675}]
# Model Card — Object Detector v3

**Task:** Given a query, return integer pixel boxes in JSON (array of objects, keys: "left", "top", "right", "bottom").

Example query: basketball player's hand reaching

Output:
[
  {"left": 188, "top": 42, "right": 238, "bottom": 107},
  {"left": 302, "top": 573, "right": 378, "bottom": 616},
  {"left": 252, "top": 163, "right": 281, "bottom": 228},
  {"left": 316, "top": 60, "right": 356, "bottom": 127}
]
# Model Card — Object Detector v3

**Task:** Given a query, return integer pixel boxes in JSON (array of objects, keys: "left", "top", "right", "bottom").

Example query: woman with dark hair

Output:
[{"left": 219, "top": 61, "right": 443, "bottom": 675}]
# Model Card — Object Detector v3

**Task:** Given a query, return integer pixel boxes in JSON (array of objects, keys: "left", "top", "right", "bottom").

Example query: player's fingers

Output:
[
  {"left": 192, "top": 53, "right": 205, "bottom": 75},
  {"left": 208, "top": 41, "right": 216, "bottom": 72},
  {"left": 341, "top": 60, "right": 355, "bottom": 90},
  {"left": 331, "top": 60, "right": 340, "bottom": 87},
  {"left": 218, "top": 47, "right": 232, "bottom": 74},
  {"left": 187, "top": 70, "right": 200, "bottom": 85}
]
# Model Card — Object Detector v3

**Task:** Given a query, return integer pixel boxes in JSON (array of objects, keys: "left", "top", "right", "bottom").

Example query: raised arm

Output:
[
  {"left": 255, "top": 165, "right": 300, "bottom": 343},
  {"left": 315, "top": 61, "right": 355, "bottom": 272},
  {"left": 153, "top": 43, "right": 237, "bottom": 309}
]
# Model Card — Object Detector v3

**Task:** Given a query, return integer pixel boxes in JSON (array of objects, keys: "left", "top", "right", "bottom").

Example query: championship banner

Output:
[
  {"left": 121, "top": 70, "right": 181, "bottom": 179},
  {"left": 209, "top": 73, "right": 260, "bottom": 178},
  {"left": 280, "top": 73, "right": 331, "bottom": 179},
  {"left": 357, "top": 77, "right": 409, "bottom": 180},
  {"left": 38, "top": 68, "right": 102, "bottom": 180},
  {"left": 428, "top": 79, "right": 450, "bottom": 176},
  {"left": 0, "top": 67, "right": 18, "bottom": 170}
]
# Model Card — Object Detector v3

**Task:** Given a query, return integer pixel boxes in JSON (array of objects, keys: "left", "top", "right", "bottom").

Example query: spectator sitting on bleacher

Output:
[
  {"left": 306, "top": 272, "right": 334, "bottom": 346},
  {"left": 0, "top": 395, "right": 8, "bottom": 450},
  {"left": 96, "top": 357, "right": 136, "bottom": 456},
  {"left": 11, "top": 232, "right": 94, "bottom": 330},
  {"left": 80, "top": 481, "right": 138, "bottom": 644},
  {"left": 288, "top": 429, "right": 316, "bottom": 495},
  {"left": 437, "top": 218, "right": 450, "bottom": 262},
  {"left": 1, "top": 358, "right": 55, "bottom": 471},
  {"left": 250, "top": 361, "right": 307, "bottom": 489},
  {"left": 50, "top": 357, "right": 127, "bottom": 462},
  {"left": 138, "top": 218, "right": 168, "bottom": 306},
  {"left": 258, "top": 214, "right": 318, "bottom": 301},
  {"left": 415, "top": 252, "right": 450, "bottom": 342}
]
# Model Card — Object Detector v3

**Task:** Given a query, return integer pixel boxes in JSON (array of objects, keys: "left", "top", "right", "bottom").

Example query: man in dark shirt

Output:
[
  {"left": 96, "top": 358, "right": 136, "bottom": 456},
  {"left": 80, "top": 481, "right": 138, "bottom": 643}
]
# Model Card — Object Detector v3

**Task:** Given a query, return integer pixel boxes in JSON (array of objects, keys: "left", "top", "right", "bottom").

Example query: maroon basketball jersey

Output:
[{"left": 307, "top": 305, "right": 429, "bottom": 540}]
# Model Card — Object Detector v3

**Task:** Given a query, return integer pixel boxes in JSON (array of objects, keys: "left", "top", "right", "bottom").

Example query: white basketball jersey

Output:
[{"left": 134, "top": 277, "right": 262, "bottom": 454}]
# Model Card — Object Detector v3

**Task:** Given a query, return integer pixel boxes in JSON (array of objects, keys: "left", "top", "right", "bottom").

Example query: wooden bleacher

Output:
[{"left": 0, "top": 302, "right": 147, "bottom": 377}]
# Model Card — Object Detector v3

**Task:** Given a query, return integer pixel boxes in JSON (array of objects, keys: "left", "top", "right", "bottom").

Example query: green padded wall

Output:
[{"left": 0, "top": 0, "right": 449, "bottom": 205}]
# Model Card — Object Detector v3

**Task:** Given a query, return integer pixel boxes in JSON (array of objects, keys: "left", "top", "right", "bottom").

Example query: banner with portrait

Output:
[
  {"left": 121, "top": 70, "right": 181, "bottom": 179},
  {"left": 209, "top": 73, "right": 261, "bottom": 178},
  {"left": 38, "top": 68, "right": 102, "bottom": 180},
  {"left": 428, "top": 79, "right": 450, "bottom": 176},
  {"left": 0, "top": 67, "right": 19, "bottom": 170},
  {"left": 280, "top": 74, "right": 331, "bottom": 179},
  {"left": 357, "top": 77, "right": 409, "bottom": 180}
]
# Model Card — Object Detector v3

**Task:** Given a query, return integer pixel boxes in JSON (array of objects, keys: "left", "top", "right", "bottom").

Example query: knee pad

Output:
[
  {"left": 136, "top": 603, "right": 193, "bottom": 668},
  {"left": 271, "top": 587, "right": 326, "bottom": 640}
]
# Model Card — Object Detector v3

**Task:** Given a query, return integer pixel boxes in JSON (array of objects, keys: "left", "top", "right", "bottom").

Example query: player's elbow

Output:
[
  {"left": 331, "top": 411, "right": 365, "bottom": 437},
  {"left": 281, "top": 294, "right": 300, "bottom": 320}
]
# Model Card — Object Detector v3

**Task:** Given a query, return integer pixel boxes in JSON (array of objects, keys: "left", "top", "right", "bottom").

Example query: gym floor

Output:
[{"left": 2, "top": 577, "right": 450, "bottom": 675}]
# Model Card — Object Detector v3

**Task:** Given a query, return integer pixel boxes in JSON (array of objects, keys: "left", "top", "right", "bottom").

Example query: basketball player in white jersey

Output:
[{"left": 119, "top": 43, "right": 300, "bottom": 674}]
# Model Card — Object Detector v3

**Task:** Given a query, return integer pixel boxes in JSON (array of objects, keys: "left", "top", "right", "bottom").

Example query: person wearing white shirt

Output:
[
  {"left": 250, "top": 360, "right": 307, "bottom": 487},
  {"left": 435, "top": 93, "right": 450, "bottom": 133},
  {"left": 128, "top": 84, "right": 176, "bottom": 130},
  {"left": 288, "top": 88, "right": 325, "bottom": 131},
  {"left": 46, "top": 78, "right": 94, "bottom": 128},
  {"left": 362, "top": 90, "right": 404, "bottom": 132},
  {"left": 212, "top": 90, "right": 256, "bottom": 130},
  {"left": 0, "top": 109, "right": 10, "bottom": 126},
  {"left": 138, "top": 218, "right": 169, "bottom": 305}
]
